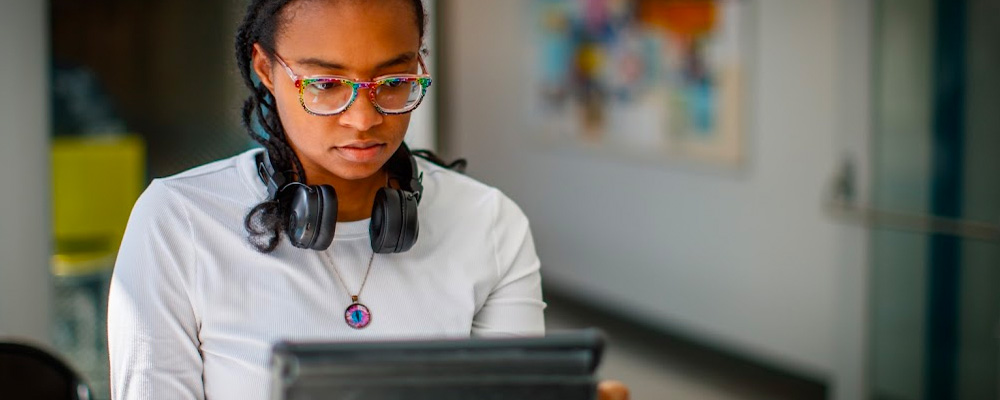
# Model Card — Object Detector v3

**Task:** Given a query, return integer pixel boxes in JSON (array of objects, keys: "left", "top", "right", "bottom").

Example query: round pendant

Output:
[{"left": 344, "top": 303, "right": 372, "bottom": 329}]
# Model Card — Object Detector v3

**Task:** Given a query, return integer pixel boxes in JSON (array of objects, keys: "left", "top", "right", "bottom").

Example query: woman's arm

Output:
[
  {"left": 107, "top": 180, "right": 205, "bottom": 399},
  {"left": 470, "top": 190, "right": 631, "bottom": 399},
  {"left": 471, "top": 190, "right": 546, "bottom": 337}
]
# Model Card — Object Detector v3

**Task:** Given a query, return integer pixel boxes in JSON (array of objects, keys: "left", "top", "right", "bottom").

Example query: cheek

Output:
[
  {"left": 271, "top": 85, "right": 412, "bottom": 151},
  {"left": 385, "top": 114, "right": 412, "bottom": 139},
  {"left": 273, "top": 87, "right": 329, "bottom": 147}
]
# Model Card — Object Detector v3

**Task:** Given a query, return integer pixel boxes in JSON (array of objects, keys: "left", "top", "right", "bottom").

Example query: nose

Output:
[{"left": 338, "top": 88, "right": 384, "bottom": 132}]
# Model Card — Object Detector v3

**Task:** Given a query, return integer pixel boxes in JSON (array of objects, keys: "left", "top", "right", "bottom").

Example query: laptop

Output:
[{"left": 268, "top": 329, "right": 605, "bottom": 400}]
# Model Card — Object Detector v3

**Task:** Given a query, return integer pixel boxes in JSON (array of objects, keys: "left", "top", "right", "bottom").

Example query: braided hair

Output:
[{"left": 236, "top": 0, "right": 427, "bottom": 252}]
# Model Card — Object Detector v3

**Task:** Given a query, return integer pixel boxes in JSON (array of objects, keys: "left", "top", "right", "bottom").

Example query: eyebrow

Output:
[{"left": 296, "top": 52, "right": 417, "bottom": 72}]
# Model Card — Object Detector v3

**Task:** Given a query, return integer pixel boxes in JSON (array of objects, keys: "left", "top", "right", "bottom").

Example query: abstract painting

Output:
[{"left": 531, "top": 0, "right": 749, "bottom": 166}]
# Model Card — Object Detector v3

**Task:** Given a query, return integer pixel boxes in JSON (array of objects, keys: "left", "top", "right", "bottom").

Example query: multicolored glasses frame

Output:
[{"left": 273, "top": 52, "right": 433, "bottom": 116}]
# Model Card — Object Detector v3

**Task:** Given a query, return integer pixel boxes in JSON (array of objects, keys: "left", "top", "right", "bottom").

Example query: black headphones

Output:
[{"left": 256, "top": 143, "right": 423, "bottom": 253}]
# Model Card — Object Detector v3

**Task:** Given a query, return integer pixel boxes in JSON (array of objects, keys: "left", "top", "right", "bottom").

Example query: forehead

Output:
[{"left": 275, "top": 0, "right": 421, "bottom": 71}]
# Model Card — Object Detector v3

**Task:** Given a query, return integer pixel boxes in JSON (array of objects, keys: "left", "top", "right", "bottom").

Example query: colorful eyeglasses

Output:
[{"left": 273, "top": 52, "right": 432, "bottom": 116}]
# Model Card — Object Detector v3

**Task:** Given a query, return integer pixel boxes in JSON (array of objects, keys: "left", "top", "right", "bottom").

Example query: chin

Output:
[{"left": 329, "top": 162, "right": 385, "bottom": 181}]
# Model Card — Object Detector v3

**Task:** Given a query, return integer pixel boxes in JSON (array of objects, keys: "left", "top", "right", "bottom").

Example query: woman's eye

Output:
[
  {"left": 311, "top": 82, "right": 336, "bottom": 91},
  {"left": 384, "top": 80, "right": 404, "bottom": 88}
]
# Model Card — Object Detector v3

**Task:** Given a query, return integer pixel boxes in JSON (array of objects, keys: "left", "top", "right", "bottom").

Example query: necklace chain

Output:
[
  {"left": 320, "top": 173, "right": 385, "bottom": 304},
  {"left": 321, "top": 250, "right": 376, "bottom": 303}
]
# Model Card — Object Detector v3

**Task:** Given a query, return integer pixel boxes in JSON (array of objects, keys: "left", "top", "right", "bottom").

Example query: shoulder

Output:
[
  {"left": 414, "top": 156, "right": 488, "bottom": 195},
  {"left": 132, "top": 149, "right": 265, "bottom": 220},
  {"left": 416, "top": 157, "right": 503, "bottom": 211},
  {"left": 415, "top": 156, "right": 530, "bottom": 232},
  {"left": 408, "top": 157, "right": 535, "bottom": 281},
  {"left": 125, "top": 148, "right": 264, "bottom": 238},
  {"left": 155, "top": 148, "right": 263, "bottom": 200}
]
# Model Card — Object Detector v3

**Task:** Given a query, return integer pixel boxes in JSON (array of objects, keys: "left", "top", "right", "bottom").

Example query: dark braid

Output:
[{"left": 237, "top": 0, "right": 427, "bottom": 252}]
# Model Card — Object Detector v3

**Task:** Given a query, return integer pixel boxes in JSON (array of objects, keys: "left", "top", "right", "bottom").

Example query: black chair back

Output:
[{"left": 0, "top": 342, "right": 92, "bottom": 400}]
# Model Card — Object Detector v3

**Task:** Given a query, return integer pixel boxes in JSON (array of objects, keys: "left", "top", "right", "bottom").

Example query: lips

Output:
[{"left": 334, "top": 142, "right": 386, "bottom": 162}]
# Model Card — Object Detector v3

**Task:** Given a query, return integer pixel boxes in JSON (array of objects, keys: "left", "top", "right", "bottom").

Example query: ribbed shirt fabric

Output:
[{"left": 107, "top": 148, "right": 546, "bottom": 400}]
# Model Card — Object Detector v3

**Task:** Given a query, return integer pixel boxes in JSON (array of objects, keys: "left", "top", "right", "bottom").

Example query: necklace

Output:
[{"left": 321, "top": 250, "right": 376, "bottom": 329}]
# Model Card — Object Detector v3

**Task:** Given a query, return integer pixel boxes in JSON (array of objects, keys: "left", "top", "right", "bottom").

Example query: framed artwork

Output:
[{"left": 530, "top": 0, "right": 751, "bottom": 167}]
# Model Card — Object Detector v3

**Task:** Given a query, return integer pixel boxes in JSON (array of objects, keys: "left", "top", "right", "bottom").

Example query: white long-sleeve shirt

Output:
[{"left": 107, "top": 148, "right": 546, "bottom": 400}]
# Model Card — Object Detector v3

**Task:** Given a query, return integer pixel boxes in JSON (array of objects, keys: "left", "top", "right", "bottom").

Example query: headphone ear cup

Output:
[
  {"left": 369, "top": 188, "right": 420, "bottom": 254},
  {"left": 310, "top": 184, "right": 338, "bottom": 250},
  {"left": 285, "top": 184, "right": 337, "bottom": 250},
  {"left": 396, "top": 190, "right": 419, "bottom": 253},
  {"left": 285, "top": 185, "right": 315, "bottom": 249},
  {"left": 370, "top": 188, "right": 402, "bottom": 253}
]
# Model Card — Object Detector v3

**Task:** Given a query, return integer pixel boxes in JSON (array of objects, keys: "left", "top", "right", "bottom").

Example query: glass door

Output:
[{"left": 869, "top": 0, "right": 1000, "bottom": 399}]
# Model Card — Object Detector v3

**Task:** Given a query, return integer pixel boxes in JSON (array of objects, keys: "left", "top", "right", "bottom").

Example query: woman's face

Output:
[{"left": 254, "top": 0, "right": 421, "bottom": 183}]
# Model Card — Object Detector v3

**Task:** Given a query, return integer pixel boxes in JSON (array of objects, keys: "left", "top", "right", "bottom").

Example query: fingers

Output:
[{"left": 597, "top": 380, "right": 630, "bottom": 400}]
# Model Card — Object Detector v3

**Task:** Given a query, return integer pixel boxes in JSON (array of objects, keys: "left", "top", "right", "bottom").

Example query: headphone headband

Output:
[
  {"left": 255, "top": 143, "right": 424, "bottom": 253},
  {"left": 388, "top": 142, "right": 423, "bottom": 202},
  {"left": 258, "top": 151, "right": 295, "bottom": 200}
]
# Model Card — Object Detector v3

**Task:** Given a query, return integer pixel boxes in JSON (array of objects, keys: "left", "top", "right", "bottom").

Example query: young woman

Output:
[{"left": 108, "top": 0, "right": 627, "bottom": 399}]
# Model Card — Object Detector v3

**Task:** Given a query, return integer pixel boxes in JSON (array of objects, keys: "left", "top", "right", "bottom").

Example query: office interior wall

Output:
[
  {"left": 405, "top": 0, "right": 438, "bottom": 151},
  {"left": 832, "top": 0, "right": 873, "bottom": 398},
  {"left": 445, "top": 0, "right": 851, "bottom": 380},
  {"left": 50, "top": 0, "right": 250, "bottom": 177},
  {"left": 0, "top": 0, "right": 52, "bottom": 343}
]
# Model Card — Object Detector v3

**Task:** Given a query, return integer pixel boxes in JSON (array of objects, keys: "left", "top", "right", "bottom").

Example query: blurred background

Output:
[{"left": 0, "top": 0, "right": 998, "bottom": 399}]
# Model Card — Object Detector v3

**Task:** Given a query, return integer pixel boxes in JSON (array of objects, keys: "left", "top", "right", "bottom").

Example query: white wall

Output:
[
  {"left": 0, "top": 0, "right": 52, "bottom": 343},
  {"left": 405, "top": 0, "right": 438, "bottom": 151},
  {"left": 446, "top": 0, "right": 867, "bottom": 384},
  {"left": 831, "top": 1, "right": 873, "bottom": 399}
]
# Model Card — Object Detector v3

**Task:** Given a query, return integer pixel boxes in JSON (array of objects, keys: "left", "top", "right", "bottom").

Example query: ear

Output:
[{"left": 251, "top": 43, "right": 276, "bottom": 93}]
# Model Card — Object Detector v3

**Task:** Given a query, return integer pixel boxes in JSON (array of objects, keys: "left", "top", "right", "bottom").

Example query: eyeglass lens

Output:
[{"left": 301, "top": 79, "right": 425, "bottom": 114}]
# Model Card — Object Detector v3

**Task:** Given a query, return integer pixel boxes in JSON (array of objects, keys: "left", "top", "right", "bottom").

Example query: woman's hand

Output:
[{"left": 598, "top": 380, "right": 630, "bottom": 400}]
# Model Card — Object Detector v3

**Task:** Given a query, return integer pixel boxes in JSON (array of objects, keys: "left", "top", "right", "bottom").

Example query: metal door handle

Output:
[
  {"left": 826, "top": 197, "right": 1000, "bottom": 243},
  {"left": 825, "top": 159, "right": 999, "bottom": 243}
]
